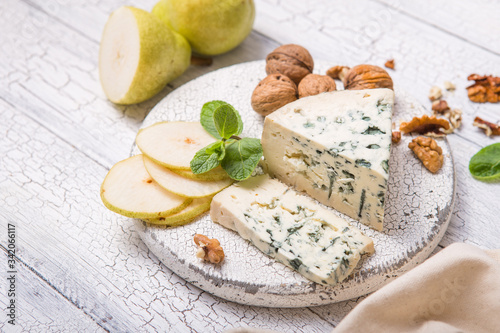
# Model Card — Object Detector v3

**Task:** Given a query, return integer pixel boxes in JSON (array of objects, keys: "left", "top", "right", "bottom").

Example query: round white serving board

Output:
[{"left": 133, "top": 61, "right": 455, "bottom": 307}]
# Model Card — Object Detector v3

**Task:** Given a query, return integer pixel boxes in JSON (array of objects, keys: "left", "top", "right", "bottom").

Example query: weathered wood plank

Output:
[
  {"left": 375, "top": 0, "right": 500, "bottom": 55},
  {"left": 0, "top": 100, "right": 336, "bottom": 331},
  {"left": 0, "top": 248, "right": 105, "bottom": 333}
]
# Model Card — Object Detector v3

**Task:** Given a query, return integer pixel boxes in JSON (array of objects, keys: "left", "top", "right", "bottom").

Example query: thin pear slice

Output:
[
  {"left": 136, "top": 121, "right": 217, "bottom": 170},
  {"left": 170, "top": 166, "right": 229, "bottom": 181},
  {"left": 101, "top": 155, "right": 191, "bottom": 218},
  {"left": 143, "top": 156, "right": 233, "bottom": 198},
  {"left": 144, "top": 197, "right": 212, "bottom": 226}
]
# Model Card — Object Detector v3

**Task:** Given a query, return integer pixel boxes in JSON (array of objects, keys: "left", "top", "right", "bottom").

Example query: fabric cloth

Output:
[{"left": 334, "top": 243, "right": 500, "bottom": 333}]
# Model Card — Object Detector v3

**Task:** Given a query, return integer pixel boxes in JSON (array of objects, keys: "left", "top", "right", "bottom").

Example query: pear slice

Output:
[
  {"left": 170, "top": 166, "right": 229, "bottom": 181},
  {"left": 144, "top": 196, "right": 212, "bottom": 226},
  {"left": 101, "top": 155, "right": 191, "bottom": 218},
  {"left": 143, "top": 156, "right": 233, "bottom": 198},
  {"left": 136, "top": 121, "right": 217, "bottom": 170},
  {"left": 99, "top": 6, "right": 191, "bottom": 105}
]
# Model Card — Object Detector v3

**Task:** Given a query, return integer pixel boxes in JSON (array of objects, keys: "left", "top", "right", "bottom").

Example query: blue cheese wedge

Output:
[
  {"left": 210, "top": 175, "right": 374, "bottom": 286},
  {"left": 261, "top": 89, "right": 394, "bottom": 231}
]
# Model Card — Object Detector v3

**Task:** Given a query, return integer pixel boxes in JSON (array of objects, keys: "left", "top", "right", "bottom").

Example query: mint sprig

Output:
[
  {"left": 191, "top": 101, "right": 262, "bottom": 181},
  {"left": 200, "top": 101, "right": 243, "bottom": 140}
]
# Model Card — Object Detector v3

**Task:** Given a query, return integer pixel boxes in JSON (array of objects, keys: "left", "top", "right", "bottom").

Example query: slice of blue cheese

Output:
[
  {"left": 210, "top": 175, "right": 374, "bottom": 286},
  {"left": 261, "top": 89, "right": 394, "bottom": 231}
]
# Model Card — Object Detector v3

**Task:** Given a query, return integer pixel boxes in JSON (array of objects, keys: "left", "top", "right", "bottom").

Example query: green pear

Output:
[
  {"left": 99, "top": 6, "right": 191, "bottom": 105},
  {"left": 152, "top": 0, "right": 255, "bottom": 56}
]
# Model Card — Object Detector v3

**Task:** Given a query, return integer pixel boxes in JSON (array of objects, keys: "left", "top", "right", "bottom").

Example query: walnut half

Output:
[
  {"left": 408, "top": 136, "right": 444, "bottom": 173},
  {"left": 194, "top": 234, "right": 225, "bottom": 264},
  {"left": 399, "top": 115, "right": 451, "bottom": 137}
]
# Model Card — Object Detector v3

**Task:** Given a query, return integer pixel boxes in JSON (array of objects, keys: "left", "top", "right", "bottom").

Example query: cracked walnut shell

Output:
[
  {"left": 409, "top": 136, "right": 444, "bottom": 173},
  {"left": 344, "top": 64, "right": 393, "bottom": 90},
  {"left": 298, "top": 74, "right": 336, "bottom": 98},
  {"left": 399, "top": 115, "right": 451, "bottom": 137},
  {"left": 194, "top": 234, "right": 225, "bottom": 264},
  {"left": 266, "top": 44, "right": 314, "bottom": 85},
  {"left": 251, "top": 74, "right": 298, "bottom": 116}
]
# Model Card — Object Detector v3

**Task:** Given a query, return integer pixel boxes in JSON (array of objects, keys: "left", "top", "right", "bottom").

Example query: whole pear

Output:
[
  {"left": 99, "top": 6, "right": 191, "bottom": 105},
  {"left": 152, "top": 0, "right": 255, "bottom": 56}
]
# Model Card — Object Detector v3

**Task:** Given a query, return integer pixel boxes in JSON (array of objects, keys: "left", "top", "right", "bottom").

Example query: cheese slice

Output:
[
  {"left": 261, "top": 89, "right": 394, "bottom": 231},
  {"left": 211, "top": 174, "right": 374, "bottom": 286}
]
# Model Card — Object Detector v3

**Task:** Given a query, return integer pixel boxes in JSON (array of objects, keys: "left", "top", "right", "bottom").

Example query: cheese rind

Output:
[
  {"left": 210, "top": 175, "right": 374, "bottom": 286},
  {"left": 261, "top": 89, "right": 394, "bottom": 230}
]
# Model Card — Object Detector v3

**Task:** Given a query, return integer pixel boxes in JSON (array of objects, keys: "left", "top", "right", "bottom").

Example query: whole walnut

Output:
[
  {"left": 266, "top": 44, "right": 314, "bottom": 85},
  {"left": 251, "top": 74, "right": 298, "bottom": 116},
  {"left": 298, "top": 74, "right": 336, "bottom": 98},
  {"left": 344, "top": 64, "right": 393, "bottom": 90}
]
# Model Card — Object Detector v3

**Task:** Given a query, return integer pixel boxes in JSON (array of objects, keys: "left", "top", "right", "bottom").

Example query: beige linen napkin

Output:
[{"left": 334, "top": 243, "right": 500, "bottom": 333}]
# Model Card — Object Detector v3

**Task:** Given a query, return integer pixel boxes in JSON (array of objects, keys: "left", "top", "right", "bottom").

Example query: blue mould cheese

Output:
[
  {"left": 261, "top": 89, "right": 394, "bottom": 231},
  {"left": 210, "top": 175, "right": 374, "bottom": 286}
]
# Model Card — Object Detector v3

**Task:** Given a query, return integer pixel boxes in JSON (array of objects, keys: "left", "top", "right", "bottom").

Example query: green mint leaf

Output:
[
  {"left": 200, "top": 101, "right": 227, "bottom": 139},
  {"left": 214, "top": 104, "right": 240, "bottom": 140},
  {"left": 221, "top": 138, "right": 263, "bottom": 181},
  {"left": 469, "top": 142, "right": 500, "bottom": 182},
  {"left": 190, "top": 141, "right": 225, "bottom": 174}
]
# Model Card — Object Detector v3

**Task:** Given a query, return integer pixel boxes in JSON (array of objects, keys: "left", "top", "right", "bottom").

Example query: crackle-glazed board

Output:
[{"left": 133, "top": 61, "right": 455, "bottom": 307}]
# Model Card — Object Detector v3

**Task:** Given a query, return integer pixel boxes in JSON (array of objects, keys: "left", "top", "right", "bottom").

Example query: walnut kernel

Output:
[
  {"left": 399, "top": 115, "right": 451, "bottom": 137},
  {"left": 266, "top": 44, "right": 314, "bottom": 85},
  {"left": 193, "top": 234, "right": 225, "bottom": 264},
  {"left": 473, "top": 116, "right": 500, "bottom": 136},
  {"left": 443, "top": 81, "right": 456, "bottom": 91},
  {"left": 392, "top": 131, "right": 401, "bottom": 144},
  {"left": 251, "top": 74, "right": 298, "bottom": 116},
  {"left": 467, "top": 74, "right": 500, "bottom": 103},
  {"left": 326, "top": 66, "right": 350, "bottom": 82},
  {"left": 428, "top": 86, "right": 442, "bottom": 101},
  {"left": 384, "top": 59, "right": 395, "bottom": 70},
  {"left": 298, "top": 74, "right": 336, "bottom": 98},
  {"left": 408, "top": 136, "right": 444, "bottom": 173},
  {"left": 344, "top": 64, "right": 393, "bottom": 90},
  {"left": 431, "top": 100, "right": 450, "bottom": 114}
]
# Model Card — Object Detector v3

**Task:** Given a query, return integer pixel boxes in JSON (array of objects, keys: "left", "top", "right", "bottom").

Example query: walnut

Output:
[
  {"left": 251, "top": 74, "right": 298, "bottom": 116},
  {"left": 326, "top": 65, "right": 350, "bottom": 82},
  {"left": 344, "top": 64, "right": 393, "bottom": 90},
  {"left": 473, "top": 116, "right": 500, "bottom": 136},
  {"left": 428, "top": 86, "right": 442, "bottom": 101},
  {"left": 443, "top": 81, "right": 456, "bottom": 91},
  {"left": 266, "top": 44, "right": 314, "bottom": 85},
  {"left": 384, "top": 59, "right": 395, "bottom": 70},
  {"left": 408, "top": 136, "right": 444, "bottom": 173},
  {"left": 298, "top": 74, "right": 336, "bottom": 98},
  {"left": 194, "top": 234, "right": 225, "bottom": 264},
  {"left": 443, "top": 109, "right": 462, "bottom": 132},
  {"left": 399, "top": 115, "right": 451, "bottom": 137},
  {"left": 467, "top": 74, "right": 500, "bottom": 103},
  {"left": 392, "top": 131, "right": 401, "bottom": 144},
  {"left": 431, "top": 100, "right": 450, "bottom": 114}
]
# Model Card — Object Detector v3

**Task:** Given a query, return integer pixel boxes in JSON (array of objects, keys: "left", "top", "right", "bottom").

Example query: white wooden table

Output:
[{"left": 1, "top": 0, "right": 499, "bottom": 332}]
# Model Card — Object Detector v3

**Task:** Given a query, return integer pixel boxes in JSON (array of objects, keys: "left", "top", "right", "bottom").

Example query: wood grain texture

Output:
[{"left": 1, "top": 0, "right": 499, "bottom": 331}]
